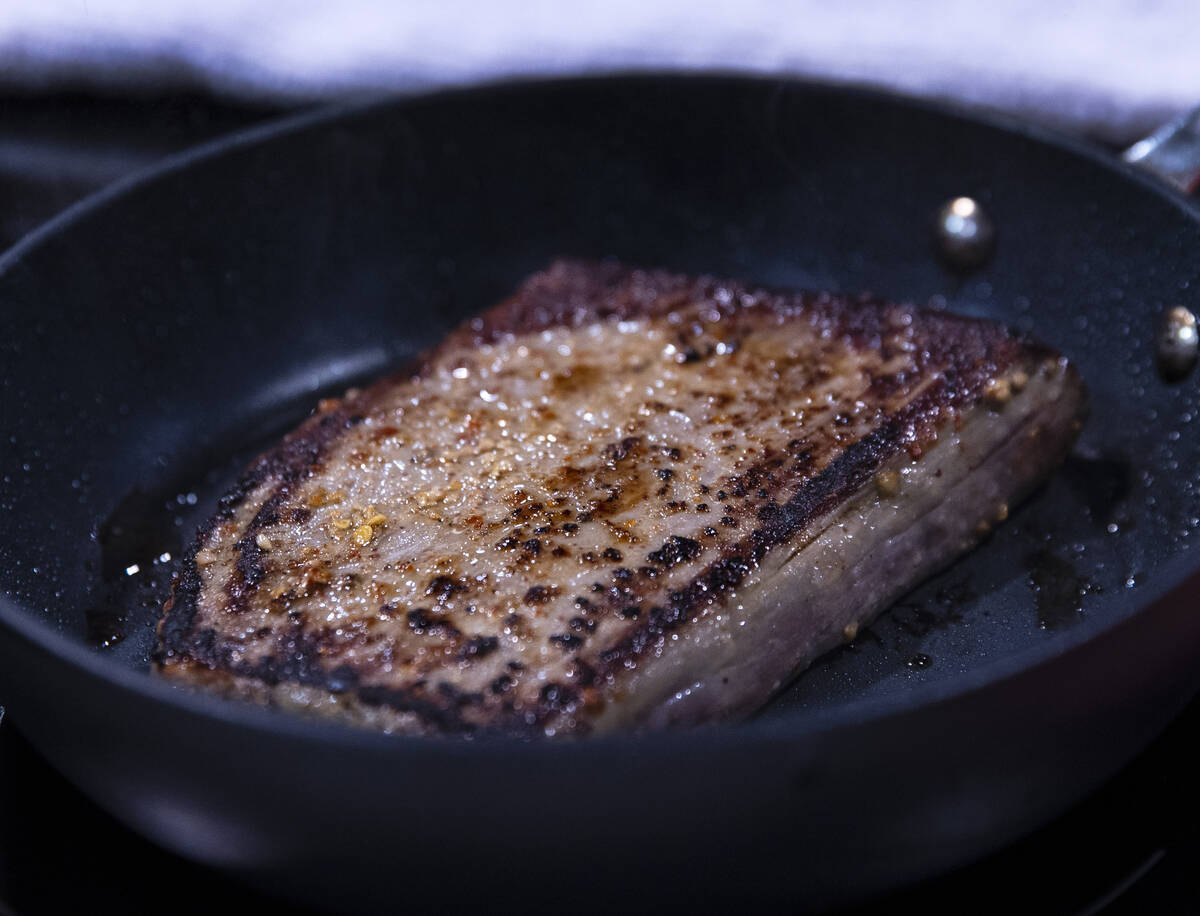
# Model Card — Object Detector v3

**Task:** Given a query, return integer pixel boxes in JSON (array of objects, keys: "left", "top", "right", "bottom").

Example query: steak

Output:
[{"left": 155, "top": 260, "right": 1086, "bottom": 737}]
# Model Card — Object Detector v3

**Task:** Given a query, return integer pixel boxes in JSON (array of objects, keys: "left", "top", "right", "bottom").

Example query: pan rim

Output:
[{"left": 2, "top": 70, "right": 1198, "bottom": 752}]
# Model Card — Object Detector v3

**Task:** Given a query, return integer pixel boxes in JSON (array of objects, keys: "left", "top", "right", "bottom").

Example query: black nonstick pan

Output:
[{"left": 2, "top": 75, "right": 1200, "bottom": 912}]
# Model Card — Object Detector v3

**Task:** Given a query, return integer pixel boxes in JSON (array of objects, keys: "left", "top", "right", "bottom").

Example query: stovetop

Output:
[{"left": 0, "top": 90, "right": 1198, "bottom": 915}]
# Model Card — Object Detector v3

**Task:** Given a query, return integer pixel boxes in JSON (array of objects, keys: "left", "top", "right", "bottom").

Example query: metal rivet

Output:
[
  {"left": 1157, "top": 305, "right": 1199, "bottom": 382},
  {"left": 934, "top": 196, "right": 995, "bottom": 271}
]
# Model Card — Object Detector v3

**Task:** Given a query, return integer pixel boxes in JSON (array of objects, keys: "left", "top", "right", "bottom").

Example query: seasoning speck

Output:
[
  {"left": 875, "top": 471, "right": 900, "bottom": 498},
  {"left": 983, "top": 377, "right": 1012, "bottom": 408}
]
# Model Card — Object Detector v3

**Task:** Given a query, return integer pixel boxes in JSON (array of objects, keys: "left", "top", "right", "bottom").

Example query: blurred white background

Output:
[{"left": 1, "top": 0, "right": 1199, "bottom": 142}]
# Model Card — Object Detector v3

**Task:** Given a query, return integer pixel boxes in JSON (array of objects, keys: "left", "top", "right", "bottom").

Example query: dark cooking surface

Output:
[
  {"left": 0, "top": 86, "right": 1199, "bottom": 913},
  {"left": 3, "top": 699, "right": 1199, "bottom": 915}
]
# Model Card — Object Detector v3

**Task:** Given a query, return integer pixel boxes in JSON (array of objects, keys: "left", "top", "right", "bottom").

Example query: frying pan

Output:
[{"left": 2, "top": 74, "right": 1200, "bottom": 912}]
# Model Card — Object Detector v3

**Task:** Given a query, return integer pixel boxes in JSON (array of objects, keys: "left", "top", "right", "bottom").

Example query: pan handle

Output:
[{"left": 1122, "top": 105, "right": 1200, "bottom": 195}]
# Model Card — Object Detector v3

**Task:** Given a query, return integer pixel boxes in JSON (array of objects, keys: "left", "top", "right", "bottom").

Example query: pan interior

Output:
[{"left": 2, "top": 75, "right": 1199, "bottom": 728}]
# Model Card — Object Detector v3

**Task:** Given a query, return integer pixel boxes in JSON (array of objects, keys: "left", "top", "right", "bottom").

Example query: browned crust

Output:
[
  {"left": 435, "top": 260, "right": 1044, "bottom": 368},
  {"left": 156, "top": 259, "right": 1056, "bottom": 736}
]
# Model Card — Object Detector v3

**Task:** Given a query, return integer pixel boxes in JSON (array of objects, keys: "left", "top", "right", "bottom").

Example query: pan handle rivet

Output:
[
  {"left": 1157, "top": 305, "right": 1199, "bottom": 382},
  {"left": 934, "top": 196, "right": 995, "bottom": 271}
]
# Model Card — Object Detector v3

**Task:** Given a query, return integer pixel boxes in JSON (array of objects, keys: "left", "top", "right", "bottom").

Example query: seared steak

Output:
[{"left": 155, "top": 260, "right": 1085, "bottom": 736}]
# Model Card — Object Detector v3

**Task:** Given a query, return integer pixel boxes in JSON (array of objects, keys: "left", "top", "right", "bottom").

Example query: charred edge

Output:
[
  {"left": 156, "top": 400, "right": 359, "bottom": 662},
  {"left": 592, "top": 375, "right": 965, "bottom": 680},
  {"left": 356, "top": 679, "right": 551, "bottom": 738},
  {"left": 154, "top": 536, "right": 208, "bottom": 664},
  {"left": 439, "top": 260, "right": 1037, "bottom": 368},
  {"left": 222, "top": 408, "right": 355, "bottom": 615},
  {"left": 355, "top": 684, "right": 478, "bottom": 735},
  {"left": 174, "top": 624, "right": 487, "bottom": 736},
  {"left": 181, "top": 621, "right": 356, "bottom": 701}
]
